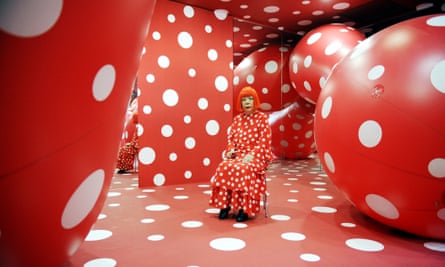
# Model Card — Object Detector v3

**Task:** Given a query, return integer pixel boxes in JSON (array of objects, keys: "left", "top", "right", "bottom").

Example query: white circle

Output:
[
  {"left": 281, "top": 232, "right": 306, "bottom": 241},
  {"left": 198, "top": 98, "right": 208, "bottom": 110},
  {"left": 265, "top": 60, "right": 278, "bottom": 73},
  {"left": 139, "top": 147, "right": 156, "bottom": 165},
  {"left": 311, "top": 206, "right": 337, "bottom": 213},
  {"left": 215, "top": 75, "right": 229, "bottom": 92},
  {"left": 307, "top": 32, "right": 322, "bottom": 45},
  {"left": 158, "top": 55, "right": 170, "bottom": 68},
  {"left": 84, "top": 258, "right": 117, "bottom": 267},
  {"left": 141, "top": 218, "right": 155, "bottom": 224},
  {"left": 61, "top": 169, "right": 104, "bottom": 229},
  {"left": 184, "top": 170, "right": 192, "bottom": 179},
  {"left": 323, "top": 152, "right": 335, "bottom": 173},
  {"left": 270, "top": 214, "right": 291, "bottom": 221},
  {"left": 214, "top": 9, "right": 229, "bottom": 20},
  {"left": 431, "top": 60, "right": 445, "bottom": 94},
  {"left": 152, "top": 31, "right": 161, "bottom": 40},
  {"left": 368, "top": 65, "right": 385, "bottom": 80},
  {"left": 183, "top": 5, "right": 195, "bottom": 18},
  {"left": 169, "top": 153, "right": 177, "bottom": 161},
  {"left": 428, "top": 158, "right": 445, "bottom": 178},
  {"left": 181, "top": 221, "right": 203, "bottom": 228},
  {"left": 145, "top": 204, "right": 170, "bottom": 211},
  {"left": 365, "top": 194, "right": 399, "bottom": 219},
  {"left": 145, "top": 74, "right": 155, "bottom": 83},
  {"left": 345, "top": 238, "right": 384, "bottom": 252},
  {"left": 304, "top": 55, "right": 312, "bottom": 68},
  {"left": 0, "top": 0, "right": 63, "bottom": 37},
  {"left": 204, "top": 24, "right": 212, "bottom": 33},
  {"left": 321, "top": 96, "right": 333, "bottom": 119},
  {"left": 85, "top": 229, "right": 112, "bottom": 241},
  {"left": 153, "top": 173, "right": 166, "bottom": 186},
  {"left": 325, "top": 41, "right": 342, "bottom": 55},
  {"left": 167, "top": 14, "right": 176, "bottom": 23},
  {"left": 178, "top": 31, "right": 193, "bottom": 48},
  {"left": 185, "top": 137, "right": 196, "bottom": 149},
  {"left": 147, "top": 234, "right": 165, "bottom": 241},
  {"left": 206, "top": 120, "right": 220, "bottom": 136},
  {"left": 92, "top": 64, "right": 116, "bottom": 102},
  {"left": 143, "top": 105, "right": 152, "bottom": 114},
  {"left": 161, "top": 124, "right": 173, "bottom": 137},
  {"left": 184, "top": 115, "right": 192, "bottom": 124},
  {"left": 162, "top": 89, "right": 179, "bottom": 106},
  {"left": 208, "top": 49, "right": 218, "bottom": 61},
  {"left": 358, "top": 120, "right": 382, "bottom": 148},
  {"left": 300, "top": 253, "right": 320, "bottom": 262},
  {"left": 209, "top": 238, "right": 246, "bottom": 251},
  {"left": 341, "top": 222, "right": 356, "bottom": 228},
  {"left": 188, "top": 68, "right": 196, "bottom": 77}
]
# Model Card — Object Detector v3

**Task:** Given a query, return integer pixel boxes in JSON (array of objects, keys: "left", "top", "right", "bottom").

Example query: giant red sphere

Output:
[
  {"left": 0, "top": 1, "right": 155, "bottom": 266},
  {"left": 269, "top": 102, "right": 316, "bottom": 159},
  {"left": 289, "top": 23, "right": 365, "bottom": 104},
  {"left": 314, "top": 14, "right": 445, "bottom": 239}
]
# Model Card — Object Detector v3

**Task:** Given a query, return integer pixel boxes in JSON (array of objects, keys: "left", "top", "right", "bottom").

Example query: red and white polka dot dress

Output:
[{"left": 209, "top": 111, "right": 274, "bottom": 216}]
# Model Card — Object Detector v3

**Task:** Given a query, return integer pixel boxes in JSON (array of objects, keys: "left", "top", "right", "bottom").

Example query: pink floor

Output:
[{"left": 70, "top": 155, "right": 445, "bottom": 267}]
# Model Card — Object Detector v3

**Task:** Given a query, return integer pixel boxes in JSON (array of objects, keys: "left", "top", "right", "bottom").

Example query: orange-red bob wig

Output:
[{"left": 236, "top": 86, "right": 261, "bottom": 112}]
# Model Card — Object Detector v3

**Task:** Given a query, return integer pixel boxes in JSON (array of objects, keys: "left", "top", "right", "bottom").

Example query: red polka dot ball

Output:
[
  {"left": 314, "top": 14, "right": 445, "bottom": 240},
  {"left": 289, "top": 23, "right": 365, "bottom": 104},
  {"left": 269, "top": 102, "right": 316, "bottom": 159},
  {"left": 0, "top": 1, "right": 156, "bottom": 266}
]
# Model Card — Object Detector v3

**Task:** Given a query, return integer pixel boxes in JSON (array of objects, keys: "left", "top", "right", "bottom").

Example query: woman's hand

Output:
[
  {"left": 242, "top": 154, "right": 254, "bottom": 163},
  {"left": 226, "top": 149, "right": 237, "bottom": 159}
]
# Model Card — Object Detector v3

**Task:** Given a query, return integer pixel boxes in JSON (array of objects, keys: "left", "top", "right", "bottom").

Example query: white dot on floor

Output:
[
  {"left": 312, "top": 206, "right": 337, "bottom": 213},
  {"left": 271, "top": 214, "right": 291, "bottom": 221},
  {"left": 147, "top": 234, "right": 165, "bottom": 241},
  {"left": 140, "top": 218, "right": 155, "bottom": 224},
  {"left": 84, "top": 258, "right": 117, "bottom": 267},
  {"left": 181, "top": 221, "right": 203, "bottom": 228},
  {"left": 205, "top": 208, "right": 219, "bottom": 214},
  {"left": 174, "top": 195, "right": 189, "bottom": 200},
  {"left": 345, "top": 238, "right": 384, "bottom": 252},
  {"left": 107, "top": 192, "right": 121, "bottom": 197},
  {"left": 281, "top": 232, "right": 306, "bottom": 241},
  {"left": 340, "top": 222, "right": 356, "bottom": 228},
  {"left": 85, "top": 230, "right": 112, "bottom": 241},
  {"left": 209, "top": 237, "right": 246, "bottom": 251},
  {"left": 145, "top": 204, "right": 170, "bottom": 211},
  {"left": 300, "top": 253, "right": 320, "bottom": 262},
  {"left": 233, "top": 223, "right": 248, "bottom": 229}
]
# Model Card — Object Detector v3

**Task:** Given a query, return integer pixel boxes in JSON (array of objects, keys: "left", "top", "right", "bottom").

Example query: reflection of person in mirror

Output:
[
  {"left": 116, "top": 86, "right": 139, "bottom": 174},
  {"left": 209, "top": 86, "right": 274, "bottom": 222}
]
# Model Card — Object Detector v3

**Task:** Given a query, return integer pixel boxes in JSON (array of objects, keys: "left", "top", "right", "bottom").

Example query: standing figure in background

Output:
[
  {"left": 116, "top": 93, "right": 139, "bottom": 174},
  {"left": 209, "top": 86, "right": 274, "bottom": 222}
]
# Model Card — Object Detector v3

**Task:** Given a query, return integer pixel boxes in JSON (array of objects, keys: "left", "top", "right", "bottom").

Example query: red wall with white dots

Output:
[{"left": 137, "top": 0, "right": 234, "bottom": 187}]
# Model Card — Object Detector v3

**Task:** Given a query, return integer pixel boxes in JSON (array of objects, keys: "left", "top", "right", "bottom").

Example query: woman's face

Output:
[{"left": 241, "top": 95, "right": 255, "bottom": 114}]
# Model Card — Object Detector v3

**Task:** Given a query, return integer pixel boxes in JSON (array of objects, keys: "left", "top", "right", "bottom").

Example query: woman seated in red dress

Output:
[{"left": 209, "top": 86, "right": 274, "bottom": 222}]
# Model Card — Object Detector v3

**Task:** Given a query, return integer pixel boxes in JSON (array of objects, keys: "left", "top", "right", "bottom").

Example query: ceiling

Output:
[{"left": 171, "top": 0, "right": 444, "bottom": 65}]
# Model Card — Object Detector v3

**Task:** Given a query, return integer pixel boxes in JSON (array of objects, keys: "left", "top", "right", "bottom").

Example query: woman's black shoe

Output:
[
  {"left": 218, "top": 207, "right": 231, "bottom": 219},
  {"left": 236, "top": 209, "right": 248, "bottom": 222}
]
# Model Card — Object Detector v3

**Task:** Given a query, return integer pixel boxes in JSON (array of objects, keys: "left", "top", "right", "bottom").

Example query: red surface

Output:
[
  {"left": 70, "top": 155, "right": 445, "bottom": 267},
  {"left": 137, "top": 0, "right": 233, "bottom": 187}
]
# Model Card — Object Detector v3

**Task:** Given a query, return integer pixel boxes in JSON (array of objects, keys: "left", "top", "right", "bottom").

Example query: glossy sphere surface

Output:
[{"left": 314, "top": 15, "right": 445, "bottom": 239}]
